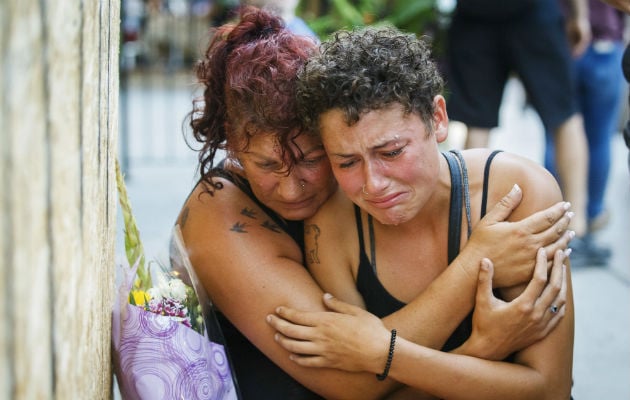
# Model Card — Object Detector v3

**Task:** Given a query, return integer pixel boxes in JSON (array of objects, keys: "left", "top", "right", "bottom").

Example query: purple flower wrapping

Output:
[
  {"left": 112, "top": 303, "right": 237, "bottom": 400},
  {"left": 112, "top": 232, "right": 240, "bottom": 400}
]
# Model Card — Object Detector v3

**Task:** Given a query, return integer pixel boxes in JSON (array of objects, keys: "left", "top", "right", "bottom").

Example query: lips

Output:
[
  {"left": 365, "top": 192, "right": 406, "bottom": 209},
  {"left": 279, "top": 196, "right": 316, "bottom": 210}
]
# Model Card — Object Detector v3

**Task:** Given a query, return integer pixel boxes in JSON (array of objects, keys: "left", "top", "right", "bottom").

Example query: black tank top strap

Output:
[
  {"left": 354, "top": 204, "right": 366, "bottom": 256},
  {"left": 354, "top": 205, "right": 377, "bottom": 273},
  {"left": 480, "top": 150, "right": 503, "bottom": 218},
  {"left": 451, "top": 150, "right": 473, "bottom": 238},
  {"left": 443, "top": 151, "right": 463, "bottom": 264}
]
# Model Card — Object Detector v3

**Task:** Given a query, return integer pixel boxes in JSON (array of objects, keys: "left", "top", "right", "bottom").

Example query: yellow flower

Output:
[{"left": 130, "top": 290, "right": 150, "bottom": 306}]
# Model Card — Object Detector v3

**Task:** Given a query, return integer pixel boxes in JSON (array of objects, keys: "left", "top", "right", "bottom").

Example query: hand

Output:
[
  {"left": 566, "top": 16, "right": 591, "bottom": 57},
  {"left": 462, "top": 248, "right": 568, "bottom": 361},
  {"left": 462, "top": 184, "right": 573, "bottom": 288},
  {"left": 266, "top": 294, "right": 391, "bottom": 374}
]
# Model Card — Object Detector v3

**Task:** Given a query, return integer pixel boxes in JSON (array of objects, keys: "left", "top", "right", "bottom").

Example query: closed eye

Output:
[
  {"left": 300, "top": 154, "right": 327, "bottom": 167},
  {"left": 383, "top": 148, "right": 403, "bottom": 158},
  {"left": 338, "top": 158, "right": 359, "bottom": 169},
  {"left": 256, "top": 161, "right": 281, "bottom": 171}
]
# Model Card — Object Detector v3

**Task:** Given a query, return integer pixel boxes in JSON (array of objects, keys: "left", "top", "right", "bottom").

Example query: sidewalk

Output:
[{"left": 117, "top": 77, "right": 630, "bottom": 399}]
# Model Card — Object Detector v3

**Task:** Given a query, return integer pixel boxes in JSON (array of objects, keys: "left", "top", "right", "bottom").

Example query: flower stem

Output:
[{"left": 115, "top": 159, "right": 152, "bottom": 290}]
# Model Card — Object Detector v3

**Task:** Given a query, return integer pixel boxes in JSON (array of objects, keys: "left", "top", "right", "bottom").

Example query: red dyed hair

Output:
[{"left": 188, "top": 6, "right": 318, "bottom": 182}]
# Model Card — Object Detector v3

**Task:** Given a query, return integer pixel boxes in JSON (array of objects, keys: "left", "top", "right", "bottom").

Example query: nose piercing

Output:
[
  {"left": 300, "top": 180, "right": 305, "bottom": 191},
  {"left": 362, "top": 185, "right": 368, "bottom": 195}
]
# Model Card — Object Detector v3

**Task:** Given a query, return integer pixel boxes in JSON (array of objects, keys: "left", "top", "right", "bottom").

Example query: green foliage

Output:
[{"left": 300, "top": 0, "right": 439, "bottom": 40}]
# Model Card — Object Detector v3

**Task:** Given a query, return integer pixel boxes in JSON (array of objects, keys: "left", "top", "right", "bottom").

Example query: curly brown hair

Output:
[
  {"left": 187, "top": 6, "right": 318, "bottom": 185},
  {"left": 296, "top": 25, "right": 444, "bottom": 134}
]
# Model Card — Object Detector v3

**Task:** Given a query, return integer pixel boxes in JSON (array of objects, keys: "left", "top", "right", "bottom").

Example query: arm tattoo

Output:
[
  {"left": 231, "top": 207, "right": 257, "bottom": 233},
  {"left": 305, "top": 224, "right": 321, "bottom": 265},
  {"left": 241, "top": 207, "right": 257, "bottom": 219},
  {"left": 230, "top": 222, "right": 249, "bottom": 233},
  {"left": 261, "top": 220, "right": 283, "bottom": 233}
]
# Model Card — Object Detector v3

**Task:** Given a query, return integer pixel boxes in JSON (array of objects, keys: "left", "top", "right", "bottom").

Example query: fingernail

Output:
[
  {"left": 564, "top": 248, "right": 572, "bottom": 257},
  {"left": 568, "top": 230, "right": 575, "bottom": 239},
  {"left": 323, "top": 293, "right": 333, "bottom": 300},
  {"left": 563, "top": 202, "right": 571, "bottom": 210},
  {"left": 511, "top": 183, "right": 521, "bottom": 194},
  {"left": 567, "top": 211, "right": 575, "bottom": 219},
  {"left": 274, "top": 333, "right": 279, "bottom": 341},
  {"left": 266, "top": 315, "right": 272, "bottom": 323}
]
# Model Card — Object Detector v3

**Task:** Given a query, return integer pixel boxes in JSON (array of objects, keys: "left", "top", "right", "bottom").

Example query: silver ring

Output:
[
  {"left": 550, "top": 305, "right": 559, "bottom": 314},
  {"left": 362, "top": 185, "right": 368, "bottom": 195}
]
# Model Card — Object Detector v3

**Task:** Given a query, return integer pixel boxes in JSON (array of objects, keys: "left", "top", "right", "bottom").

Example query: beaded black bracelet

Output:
[{"left": 376, "top": 329, "right": 397, "bottom": 381}]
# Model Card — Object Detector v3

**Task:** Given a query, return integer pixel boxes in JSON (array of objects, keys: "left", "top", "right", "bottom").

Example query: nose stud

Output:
[{"left": 300, "top": 180, "right": 305, "bottom": 191}]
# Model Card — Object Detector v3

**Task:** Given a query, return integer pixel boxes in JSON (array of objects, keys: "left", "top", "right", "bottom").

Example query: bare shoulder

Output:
[
  {"left": 305, "top": 186, "right": 357, "bottom": 254},
  {"left": 304, "top": 186, "right": 361, "bottom": 295},
  {"left": 176, "top": 177, "right": 311, "bottom": 310},
  {"left": 460, "top": 149, "right": 562, "bottom": 219},
  {"left": 179, "top": 177, "right": 300, "bottom": 256}
]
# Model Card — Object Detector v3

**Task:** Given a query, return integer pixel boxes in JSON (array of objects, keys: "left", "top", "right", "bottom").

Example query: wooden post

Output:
[{"left": 0, "top": 0, "right": 119, "bottom": 398}]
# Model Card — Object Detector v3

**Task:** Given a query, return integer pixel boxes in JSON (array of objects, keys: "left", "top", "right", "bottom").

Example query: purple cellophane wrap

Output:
[
  {"left": 112, "top": 304, "right": 237, "bottom": 400},
  {"left": 112, "top": 257, "right": 238, "bottom": 400}
]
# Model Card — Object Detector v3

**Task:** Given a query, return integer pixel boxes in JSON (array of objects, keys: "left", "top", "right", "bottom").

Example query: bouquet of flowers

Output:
[{"left": 112, "top": 160, "right": 240, "bottom": 400}]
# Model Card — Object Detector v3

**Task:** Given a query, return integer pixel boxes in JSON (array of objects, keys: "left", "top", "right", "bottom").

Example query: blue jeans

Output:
[{"left": 545, "top": 41, "right": 625, "bottom": 220}]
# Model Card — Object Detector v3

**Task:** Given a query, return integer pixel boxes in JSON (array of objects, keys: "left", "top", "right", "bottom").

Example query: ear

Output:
[{"left": 432, "top": 95, "right": 449, "bottom": 144}]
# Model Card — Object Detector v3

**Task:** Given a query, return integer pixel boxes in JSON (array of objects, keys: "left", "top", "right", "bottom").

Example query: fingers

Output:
[
  {"left": 272, "top": 305, "right": 318, "bottom": 327},
  {"left": 521, "top": 200, "right": 572, "bottom": 236},
  {"left": 537, "top": 251, "right": 568, "bottom": 338},
  {"left": 322, "top": 293, "right": 364, "bottom": 316},
  {"left": 273, "top": 330, "right": 321, "bottom": 356},
  {"left": 475, "top": 258, "right": 495, "bottom": 311},
  {"left": 542, "top": 217, "right": 575, "bottom": 257},
  {"left": 537, "top": 249, "right": 567, "bottom": 312},
  {"left": 482, "top": 184, "right": 523, "bottom": 224},
  {"left": 517, "top": 248, "right": 550, "bottom": 304},
  {"left": 266, "top": 312, "right": 316, "bottom": 342}
]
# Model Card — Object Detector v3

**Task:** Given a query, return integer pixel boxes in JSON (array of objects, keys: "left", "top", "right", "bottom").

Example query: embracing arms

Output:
[
  {"left": 267, "top": 151, "right": 575, "bottom": 399},
  {"left": 181, "top": 175, "right": 571, "bottom": 399}
]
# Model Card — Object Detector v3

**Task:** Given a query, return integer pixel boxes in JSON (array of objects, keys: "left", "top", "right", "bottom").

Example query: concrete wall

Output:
[{"left": 1, "top": 0, "right": 119, "bottom": 398}]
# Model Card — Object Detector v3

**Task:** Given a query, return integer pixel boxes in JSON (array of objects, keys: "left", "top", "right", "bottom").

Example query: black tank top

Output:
[
  {"left": 355, "top": 150, "right": 502, "bottom": 352},
  {"left": 206, "top": 166, "right": 322, "bottom": 400}
]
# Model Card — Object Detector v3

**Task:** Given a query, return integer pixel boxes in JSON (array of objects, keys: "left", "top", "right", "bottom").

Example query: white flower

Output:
[
  {"left": 168, "top": 279, "right": 187, "bottom": 302},
  {"left": 147, "top": 287, "right": 162, "bottom": 303}
]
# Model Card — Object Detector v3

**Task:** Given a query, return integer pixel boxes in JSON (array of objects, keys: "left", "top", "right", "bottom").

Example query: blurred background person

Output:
[
  {"left": 445, "top": 0, "right": 608, "bottom": 266},
  {"left": 544, "top": 0, "right": 625, "bottom": 266}
]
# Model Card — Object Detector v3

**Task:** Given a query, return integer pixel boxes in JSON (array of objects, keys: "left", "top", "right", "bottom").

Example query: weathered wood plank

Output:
[
  {"left": 1, "top": 0, "right": 119, "bottom": 398},
  {"left": 6, "top": 1, "right": 53, "bottom": 399}
]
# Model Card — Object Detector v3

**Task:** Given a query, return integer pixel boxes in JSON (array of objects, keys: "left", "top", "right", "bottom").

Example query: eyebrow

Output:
[
  {"left": 329, "top": 139, "right": 398, "bottom": 158},
  {"left": 245, "top": 143, "right": 325, "bottom": 161}
]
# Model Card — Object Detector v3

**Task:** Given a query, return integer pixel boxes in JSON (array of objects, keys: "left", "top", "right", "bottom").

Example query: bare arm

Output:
[
  {"left": 566, "top": 0, "right": 591, "bottom": 56},
  {"left": 180, "top": 179, "right": 404, "bottom": 399},
  {"left": 384, "top": 153, "right": 574, "bottom": 399},
  {"left": 267, "top": 153, "right": 574, "bottom": 399},
  {"left": 182, "top": 172, "right": 571, "bottom": 399},
  {"left": 306, "top": 183, "right": 572, "bottom": 353}
]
